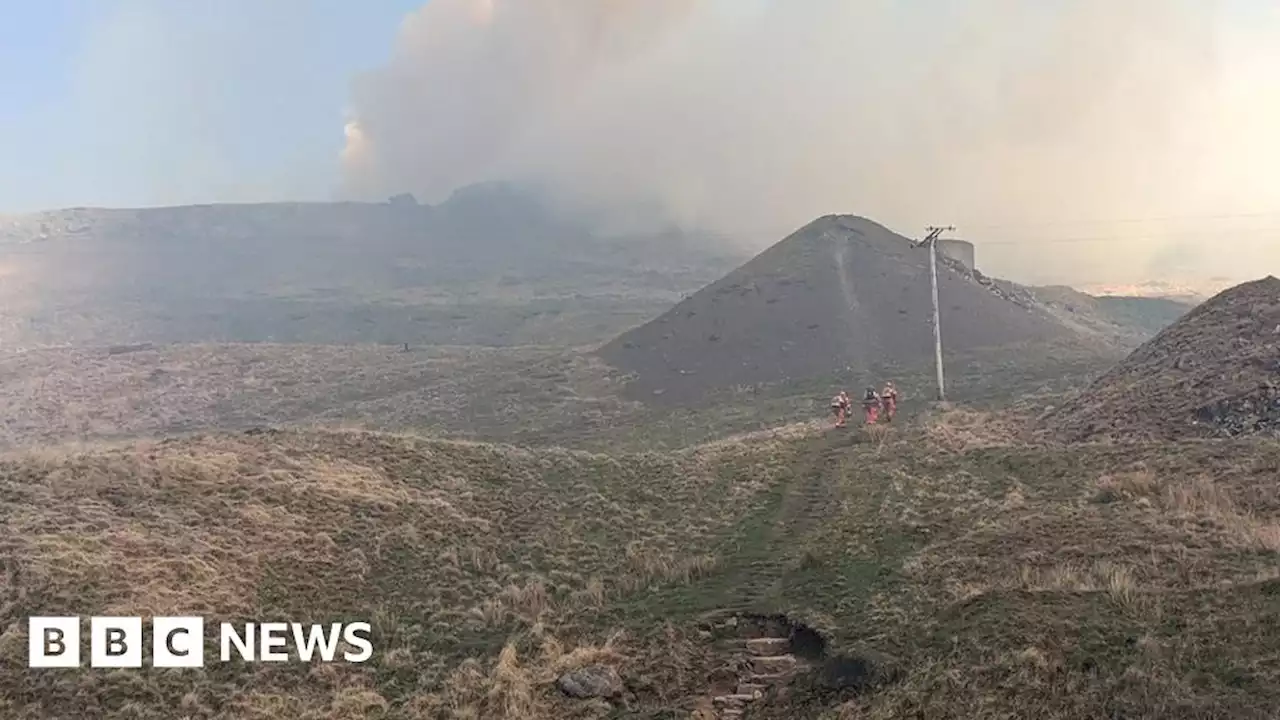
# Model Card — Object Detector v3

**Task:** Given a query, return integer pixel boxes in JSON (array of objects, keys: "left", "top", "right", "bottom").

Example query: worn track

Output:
[{"left": 713, "top": 428, "right": 856, "bottom": 615}]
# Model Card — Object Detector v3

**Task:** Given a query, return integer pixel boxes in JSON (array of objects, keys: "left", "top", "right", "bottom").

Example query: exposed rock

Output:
[
  {"left": 1194, "top": 384, "right": 1280, "bottom": 437},
  {"left": 557, "top": 664, "right": 623, "bottom": 699}
]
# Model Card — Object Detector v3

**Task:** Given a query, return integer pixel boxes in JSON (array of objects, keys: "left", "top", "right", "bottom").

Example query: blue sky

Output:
[{"left": 0, "top": 0, "right": 423, "bottom": 213}]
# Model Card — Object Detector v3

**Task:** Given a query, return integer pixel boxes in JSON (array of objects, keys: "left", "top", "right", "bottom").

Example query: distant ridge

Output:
[{"left": 0, "top": 183, "right": 745, "bottom": 348}]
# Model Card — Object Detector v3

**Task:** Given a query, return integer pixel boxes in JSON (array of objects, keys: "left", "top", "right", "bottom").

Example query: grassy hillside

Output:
[
  {"left": 0, "top": 427, "right": 806, "bottom": 719},
  {"left": 0, "top": 338, "right": 1121, "bottom": 452},
  {"left": 1092, "top": 295, "right": 1195, "bottom": 335},
  {"left": 3, "top": 417, "right": 1278, "bottom": 718},
  {"left": 1029, "top": 286, "right": 1194, "bottom": 341}
]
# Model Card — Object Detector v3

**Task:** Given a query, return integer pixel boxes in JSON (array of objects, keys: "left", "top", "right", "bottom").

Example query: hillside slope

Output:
[
  {"left": 598, "top": 216, "right": 1126, "bottom": 401},
  {"left": 0, "top": 185, "right": 744, "bottom": 348},
  {"left": 0, "top": 428, "right": 801, "bottom": 719},
  {"left": 1040, "top": 276, "right": 1280, "bottom": 441},
  {"left": 1092, "top": 295, "right": 1196, "bottom": 335},
  {"left": 3, "top": 423, "right": 1279, "bottom": 719},
  {"left": 1029, "top": 285, "right": 1194, "bottom": 340},
  {"left": 0, "top": 339, "right": 1125, "bottom": 455}
]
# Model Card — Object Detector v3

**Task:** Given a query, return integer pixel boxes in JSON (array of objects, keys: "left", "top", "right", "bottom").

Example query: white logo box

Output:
[{"left": 28, "top": 617, "right": 372, "bottom": 668}]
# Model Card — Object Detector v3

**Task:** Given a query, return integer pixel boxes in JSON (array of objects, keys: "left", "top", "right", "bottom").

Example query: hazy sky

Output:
[
  {"left": 4, "top": 1, "right": 1280, "bottom": 285},
  {"left": 0, "top": 0, "right": 420, "bottom": 213},
  {"left": 339, "top": 0, "right": 1280, "bottom": 284}
]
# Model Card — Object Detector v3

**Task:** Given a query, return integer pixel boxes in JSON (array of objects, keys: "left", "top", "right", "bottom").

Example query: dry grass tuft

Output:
[
  {"left": 1092, "top": 468, "right": 1280, "bottom": 553},
  {"left": 864, "top": 424, "right": 892, "bottom": 450},
  {"left": 1163, "top": 475, "right": 1238, "bottom": 517},
  {"left": 0, "top": 427, "right": 784, "bottom": 719},
  {"left": 1015, "top": 559, "right": 1143, "bottom": 610},
  {"left": 617, "top": 543, "right": 719, "bottom": 593},
  {"left": 1093, "top": 468, "right": 1161, "bottom": 503},
  {"left": 416, "top": 627, "right": 627, "bottom": 719},
  {"left": 499, "top": 579, "right": 552, "bottom": 622},
  {"left": 920, "top": 405, "right": 1025, "bottom": 452}
]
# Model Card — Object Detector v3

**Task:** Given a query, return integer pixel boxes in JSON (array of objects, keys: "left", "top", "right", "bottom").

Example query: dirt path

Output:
[
  {"left": 596, "top": 427, "right": 861, "bottom": 630},
  {"left": 714, "top": 429, "right": 855, "bottom": 615}
]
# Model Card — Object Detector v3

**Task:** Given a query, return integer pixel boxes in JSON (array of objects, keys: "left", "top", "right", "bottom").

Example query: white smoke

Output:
[{"left": 342, "top": 0, "right": 1280, "bottom": 286}]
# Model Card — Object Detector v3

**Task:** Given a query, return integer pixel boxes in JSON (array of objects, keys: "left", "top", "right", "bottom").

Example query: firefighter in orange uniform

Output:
[
  {"left": 880, "top": 381, "right": 899, "bottom": 423},
  {"left": 830, "top": 390, "right": 851, "bottom": 427},
  {"left": 862, "top": 387, "right": 881, "bottom": 424}
]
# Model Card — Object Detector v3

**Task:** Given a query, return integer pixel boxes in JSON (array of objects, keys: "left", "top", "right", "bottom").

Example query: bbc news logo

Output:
[{"left": 29, "top": 617, "right": 373, "bottom": 668}]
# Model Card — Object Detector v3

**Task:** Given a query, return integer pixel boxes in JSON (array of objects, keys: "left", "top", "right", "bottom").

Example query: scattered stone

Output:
[
  {"left": 706, "top": 666, "right": 740, "bottom": 693},
  {"left": 712, "top": 694, "right": 757, "bottom": 707},
  {"left": 737, "top": 682, "right": 767, "bottom": 697},
  {"left": 749, "top": 671, "right": 796, "bottom": 684},
  {"left": 1194, "top": 385, "right": 1280, "bottom": 437},
  {"left": 557, "top": 664, "right": 623, "bottom": 699},
  {"left": 745, "top": 637, "right": 791, "bottom": 656},
  {"left": 751, "top": 655, "right": 797, "bottom": 675}
]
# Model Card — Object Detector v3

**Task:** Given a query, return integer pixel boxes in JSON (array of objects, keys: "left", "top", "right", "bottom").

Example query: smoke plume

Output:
[{"left": 342, "top": 0, "right": 1280, "bottom": 286}]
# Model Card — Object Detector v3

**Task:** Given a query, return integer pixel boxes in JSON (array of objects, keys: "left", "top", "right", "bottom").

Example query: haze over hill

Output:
[
  {"left": 1076, "top": 280, "right": 1221, "bottom": 304},
  {"left": 0, "top": 183, "right": 744, "bottom": 350},
  {"left": 341, "top": 0, "right": 1280, "bottom": 290},
  {"left": 599, "top": 216, "right": 1163, "bottom": 402}
]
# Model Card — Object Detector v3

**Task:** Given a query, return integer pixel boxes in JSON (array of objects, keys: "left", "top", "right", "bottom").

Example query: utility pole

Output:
[{"left": 913, "top": 225, "right": 955, "bottom": 402}]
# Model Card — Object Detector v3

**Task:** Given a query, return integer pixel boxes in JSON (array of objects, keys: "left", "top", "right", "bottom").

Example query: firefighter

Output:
[
  {"left": 880, "top": 381, "right": 899, "bottom": 423},
  {"left": 862, "top": 386, "right": 881, "bottom": 424},
  {"left": 830, "top": 390, "right": 851, "bottom": 427}
]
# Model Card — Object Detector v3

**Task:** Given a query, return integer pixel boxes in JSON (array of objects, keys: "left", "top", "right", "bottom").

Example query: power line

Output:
[
  {"left": 978, "top": 228, "right": 1280, "bottom": 246},
  {"left": 960, "top": 210, "right": 1280, "bottom": 231},
  {"left": 633, "top": 223, "right": 1280, "bottom": 247}
]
